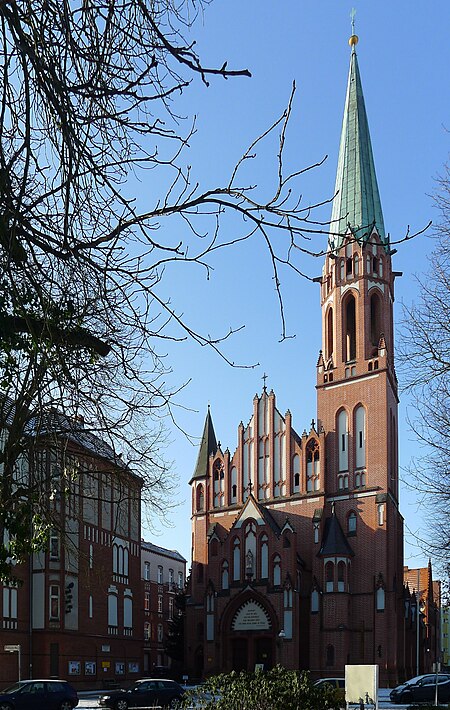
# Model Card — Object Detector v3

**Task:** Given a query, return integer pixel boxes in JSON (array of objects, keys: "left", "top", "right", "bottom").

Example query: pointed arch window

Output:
[
  {"left": 311, "top": 589, "right": 319, "bottom": 613},
  {"left": 313, "top": 522, "right": 320, "bottom": 544},
  {"left": 258, "top": 438, "right": 269, "bottom": 500},
  {"left": 355, "top": 405, "right": 366, "bottom": 469},
  {"left": 283, "top": 584, "right": 293, "bottom": 639},
  {"left": 355, "top": 471, "right": 366, "bottom": 488},
  {"left": 370, "top": 292, "right": 382, "bottom": 346},
  {"left": 260, "top": 534, "right": 269, "bottom": 579},
  {"left": 344, "top": 294, "right": 356, "bottom": 361},
  {"left": 230, "top": 467, "right": 237, "bottom": 505},
  {"left": 337, "top": 561, "right": 346, "bottom": 592},
  {"left": 213, "top": 461, "right": 225, "bottom": 508},
  {"left": 273, "top": 555, "right": 281, "bottom": 586},
  {"left": 244, "top": 522, "right": 256, "bottom": 579},
  {"left": 306, "top": 441, "right": 320, "bottom": 492},
  {"left": 354, "top": 254, "right": 359, "bottom": 276},
  {"left": 338, "top": 409, "right": 349, "bottom": 472},
  {"left": 347, "top": 511, "right": 357, "bottom": 535},
  {"left": 221, "top": 561, "right": 229, "bottom": 590},
  {"left": 206, "top": 589, "right": 215, "bottom": 645},
  {"left": 232, "top": 538, "right": 241, "bottom": 581},
  {"left": 196, "top": 484, "right": 204, "bottom": 512},
  {"left": 292, "top": 454, "right": 300, "bottom": 493},
  {"left": 326, "top": 308, "right": 334, "bottom": 360}
]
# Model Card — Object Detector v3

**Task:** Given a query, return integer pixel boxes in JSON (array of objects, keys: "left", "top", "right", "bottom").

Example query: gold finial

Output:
[{"left": 349, "top": 8, "right": 358, "bottom": 48}]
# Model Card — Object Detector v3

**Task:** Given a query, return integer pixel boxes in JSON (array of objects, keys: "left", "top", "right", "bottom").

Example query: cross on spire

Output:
[
  {"left": 262, "top": 372, "right": 268, "bottom": 390},
  {"left": 350, "top": 7, "right": 356, "bottom": 35}
]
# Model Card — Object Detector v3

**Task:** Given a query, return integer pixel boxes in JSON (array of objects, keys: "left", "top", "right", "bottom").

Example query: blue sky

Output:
[{"left": 140, "top": 1, "right": 450, "bottom": 574}]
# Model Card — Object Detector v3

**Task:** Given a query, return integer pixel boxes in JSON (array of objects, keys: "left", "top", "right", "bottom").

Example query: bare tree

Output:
[
  {"left": 0, "top": 1, "right": 424, "bottom": 579},
  {"left": 399, "top": 165, "right": 450, "bottom": 569}
]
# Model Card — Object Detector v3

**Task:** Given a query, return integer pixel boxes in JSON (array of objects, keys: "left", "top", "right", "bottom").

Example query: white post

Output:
[
  {"left": 416, "top": 601, "right": 420, "bottom": 676},
  {"left": 17, "top": 645, "right": 21, "bottom": 681}
]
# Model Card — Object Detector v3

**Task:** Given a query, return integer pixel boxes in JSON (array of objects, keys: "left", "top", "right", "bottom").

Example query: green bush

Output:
[{"left": 181, "top": 666, "right": 343, "bottom": 710}]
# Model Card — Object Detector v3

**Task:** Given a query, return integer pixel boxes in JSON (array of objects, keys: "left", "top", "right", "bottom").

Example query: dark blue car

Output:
[
  {"left": 99, "top": 679, "right": 185, "bottom": 710},
  {"left": 0, "top": 680, "right": 78, "bottom": 710}
]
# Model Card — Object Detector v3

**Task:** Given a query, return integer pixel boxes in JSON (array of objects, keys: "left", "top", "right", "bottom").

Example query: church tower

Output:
[
  {"left": 185, "top": 33, "right": 406, "bottom": 686},
  {"left": 315, "top": 34, "right": 404, "bottom": 681}
]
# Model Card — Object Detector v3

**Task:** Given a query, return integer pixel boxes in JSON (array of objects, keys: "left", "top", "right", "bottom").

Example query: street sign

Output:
[{"left": 4, "top": 645, "right": 20, "bottom": 652}]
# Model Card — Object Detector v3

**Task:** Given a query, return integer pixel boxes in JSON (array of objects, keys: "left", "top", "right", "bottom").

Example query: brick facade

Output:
[
  {"left": 185, "top": 44, "right": 411, "bottom": 686},
  {"left": 0, "top": 428, "right": 144, "bottom": 689}
]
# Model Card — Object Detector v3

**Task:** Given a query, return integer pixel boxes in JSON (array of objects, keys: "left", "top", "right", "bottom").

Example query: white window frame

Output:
[{"left": 49, "top": 584, "right": 60, "bottom": 620}]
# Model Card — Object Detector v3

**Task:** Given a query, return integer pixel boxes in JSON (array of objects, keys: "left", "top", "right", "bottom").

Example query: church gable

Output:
[
  {"left": 233, "top": 496, "right": 266, "bottom": 528},
  {"left": 231, "top": 495, "right": 280, "bottom": 536}
]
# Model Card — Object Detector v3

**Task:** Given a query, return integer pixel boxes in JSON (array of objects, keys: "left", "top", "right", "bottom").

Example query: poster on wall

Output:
[
  {"left": 68, "top": 661, "right": 81, "bottom": 675},
  {"left": 128, "top": 662, "right": 139, "bottom": 673},
  {"left": 85, "top": 661, "right": 96, "bottom": 675},
  {"left": 115, "top": 662, "right": 125, "bottom": 675}
]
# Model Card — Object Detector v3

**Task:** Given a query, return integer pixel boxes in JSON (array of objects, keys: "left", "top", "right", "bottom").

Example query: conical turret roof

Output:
[
  {"left": 330, "top": 42, "right": 386, "bottom": 251},
  {"left": 190, "top": 407, "right": 217, "bottom": 483},
  {"left": 318, "top": 509, "right": 354, "bottom": 557}
]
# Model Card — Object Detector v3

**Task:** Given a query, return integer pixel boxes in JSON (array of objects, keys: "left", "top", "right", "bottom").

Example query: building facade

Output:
[
  {"left": 142, "top": 541, "right": 186, "bottom": 675},
  {"left": 0, "top": 417, "right": 144, "bottom": 689},
  {"left": 443, "top": 605, "right": 450, "bottom": 671},
  {"left": 404, "top": 563, "right": 441, "bottom": 677},
  {"left": 186, "top": 37, "right": 408, "bottom": 685}
]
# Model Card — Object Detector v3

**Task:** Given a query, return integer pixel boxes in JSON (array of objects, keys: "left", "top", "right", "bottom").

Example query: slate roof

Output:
[
  {"left": 141, "top": 540, "right": 186, "bottom": 563},
  {"left": 330, "top": 44, "right": 387, "bottom": 251},
  {"left": 318, "top": 511, "right": 354, "bottom": 557},
  {"left": 1, "top": 398, "right": 130, "bottom": 472},
  {"left": 190, "top": 407, "right": 217, "bottom": 483}
]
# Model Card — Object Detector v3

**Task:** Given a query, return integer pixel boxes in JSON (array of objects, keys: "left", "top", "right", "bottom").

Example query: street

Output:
[{"left": 76, "top": 688, "right": 411, "bottom": 710}]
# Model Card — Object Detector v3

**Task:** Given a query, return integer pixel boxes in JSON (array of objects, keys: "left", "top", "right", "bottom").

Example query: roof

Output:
[
  {"left": 1, "top": 398, "right": 130, "bottom": 472},
  {"left": 141, "top": 540, "right": 186, "bottom": 563},
  {"left": 329, "top": 44, "right": 386, "bottom": 252},
  {"left": 318, "top": 512, "right": 354, "bottom": 557},
  {"left": 232, "top": 494, "right": 281, "bottom": 535},
  {"left": 190, "top": 407, "right": 217, "bottom": 483}
]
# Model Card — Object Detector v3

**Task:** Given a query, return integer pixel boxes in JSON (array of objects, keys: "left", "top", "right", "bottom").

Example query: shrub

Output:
[{"left": 181, "top": 666, "right": 343, "bottom": 710}]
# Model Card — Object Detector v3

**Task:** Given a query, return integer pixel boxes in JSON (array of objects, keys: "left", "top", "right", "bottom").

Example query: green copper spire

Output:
[{"left": 330, "top": 41, "right": 386, "bottom": 251}]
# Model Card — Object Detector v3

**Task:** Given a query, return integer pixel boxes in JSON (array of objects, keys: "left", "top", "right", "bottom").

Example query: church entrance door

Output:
[
  {"left": 231, "top": 638, "right": 248, "bottom": 671},
  {"left": 255, "top": 636, "right": 273, "bottom": 669},
  {"left": 230, "top": 635, "right": 274, "bottom": 672}
]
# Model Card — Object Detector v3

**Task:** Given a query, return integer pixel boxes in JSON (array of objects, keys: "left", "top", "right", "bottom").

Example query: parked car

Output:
[
  {"left": 390, "top": 674, "right": 450, "bottom": 704},
  {"left": 99, "top": 679, "right": 185, "bottom": 710},
  {"left": 0, "top": 679, "right": 78, "bottom": 710},
  {"left": 313, "top": 678, "right": 345, "bottom": 703},
  {"left": 314, "top": 678, "right": 345, "bottom": 691}
]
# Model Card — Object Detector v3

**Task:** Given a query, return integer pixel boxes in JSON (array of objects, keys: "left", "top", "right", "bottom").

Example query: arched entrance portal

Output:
[{"left": 222, "top": 595, "right": 278, "bottom": 672}]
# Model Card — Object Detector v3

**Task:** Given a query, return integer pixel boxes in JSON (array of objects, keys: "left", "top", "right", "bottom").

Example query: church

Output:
[{"left": 185, "top": 34, "right": 406, "bottom": 686}]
